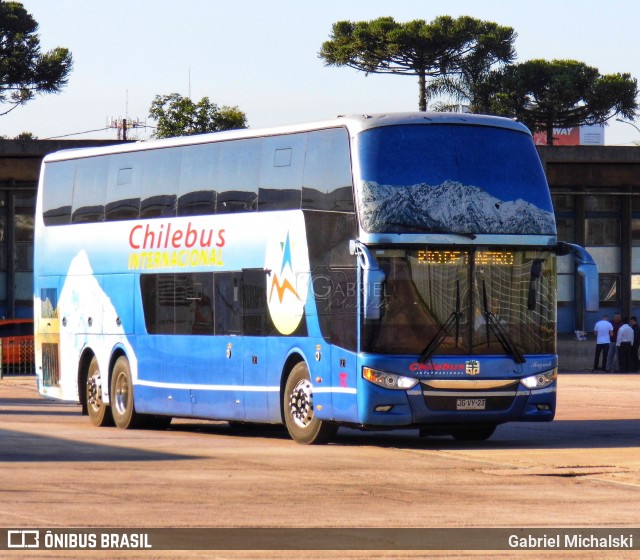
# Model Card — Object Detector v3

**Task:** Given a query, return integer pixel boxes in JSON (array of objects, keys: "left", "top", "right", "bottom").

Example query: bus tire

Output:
[
  {"left": 110, "top": 356, "right": 140, "bottom": 430},
  {"left": 86, "top": 356, "right": 113, "bottom": 427},
  {"left": 283, "top": 362, "right": 337, "bottom": 445},
  {"left": 451, "top": 423, "right": 496, "bottom": 441}
]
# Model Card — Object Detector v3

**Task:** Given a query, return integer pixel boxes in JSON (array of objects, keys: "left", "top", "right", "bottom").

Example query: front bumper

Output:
[{"left": 358, "top": 378, "right": 556, "bottom": 427}]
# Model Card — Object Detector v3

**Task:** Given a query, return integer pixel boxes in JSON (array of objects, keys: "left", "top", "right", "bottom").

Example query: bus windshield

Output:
[
  {"left": 361, "top": 248, "right": 556, "bottom": 356},
  {"left": 356, "top": 124, "right": 556, "bottom": 236}
]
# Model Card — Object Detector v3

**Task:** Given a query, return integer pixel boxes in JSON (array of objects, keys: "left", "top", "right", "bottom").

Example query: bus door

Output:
[
  {"left": 241, "top": 269, "right": 270, "bottom": 422},
  {"left": 192, "top": 271, "right": 245, "bottom": 420}
]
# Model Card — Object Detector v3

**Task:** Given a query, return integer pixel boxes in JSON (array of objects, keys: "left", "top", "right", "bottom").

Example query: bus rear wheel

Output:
[
  {"left": 111, "top": 356, "right": 140, "bottom": 429},
  {"left": 86, "top": 356, "right": 113, "bottom": 427},
  {"left": 283, "top": 362, "right": 337, "bottom": 445}
]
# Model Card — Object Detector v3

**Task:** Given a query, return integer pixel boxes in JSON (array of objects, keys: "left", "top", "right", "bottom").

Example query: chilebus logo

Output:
[{"left": 265, "top": 230, "right": 308, "bottom": 335}]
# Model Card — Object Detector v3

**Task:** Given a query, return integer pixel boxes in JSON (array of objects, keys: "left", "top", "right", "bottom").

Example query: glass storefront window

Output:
[
  {"left": 13, "top": 243, "right": 33, "bottom": 272},
  {"left": 556, "top": 218, "right": 575, "bottom": 243},
  {"left": 552, "top": 194, "right": 574, "bottom": 212},
  {"left": 585, "top": 195, "right": 620, "bottom": 212},
  {"left": 586, "top": 218, "right": 620, "bottom": 246},
  {"left": 15, "top": 214, "right": 34, "bottom": 242},
  {"left": 632, "top": 274, "right": 640, "bottom": 302},
  {"left": 599, "top": 274, "right": 619, "bottom": 306},
  {"left": 632, "top": 219, "right": 640, "bottom": 247}
]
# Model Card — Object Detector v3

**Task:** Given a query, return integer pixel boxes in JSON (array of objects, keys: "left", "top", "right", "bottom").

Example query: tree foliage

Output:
[
  {"left": 0, "top": 0, "right": 73, "bottom": 116},
  {"left": 149, "top": 93, "right": 248, "bottom": 138},
  {"left": 483, "top": 60, "right": 639, "bottom": 144},
  {"left": 14, "top": 130, "right": 36, "bottom": 139},
  {"left": 319, "top": 15, "right": 516, "bottom": 111}
]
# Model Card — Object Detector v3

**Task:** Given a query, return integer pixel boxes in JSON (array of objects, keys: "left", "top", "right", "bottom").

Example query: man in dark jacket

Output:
[
  {"left": 630, "top": 316, "right": 640, "bottom": 372},
  {"left": 606, "top": 313, "right": 623, "bottom": 372}
]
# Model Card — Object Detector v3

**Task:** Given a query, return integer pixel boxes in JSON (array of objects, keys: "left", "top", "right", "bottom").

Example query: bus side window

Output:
[
  {"left": 329, "top": 267, "right": 357, "bottom": 351},
  {"left": 242, "top": 269, "right": 269, "bottom": 336},
  {"left": 105, "top": 154, "right": 141, "bottom": 222},
  {"left": 302, "top": 128, "right": 354, "bottom": 212},
  {"left": 140, "top": 274, "right": 174, "bottom": 334},
  {"left": 140, "top": 149, "right": 179, "bottom": 219},
  {"left": 217, "top": 139, "right": 260, "bottom": 214},
  {"left": 190, "top": 275, "right": 215, "bottom": 335},
  {"left": 43, "top": 161, "right": 76, "bottom": 226},
  {"left": 258, "top": 133, "right": 305, "bottom": 211},
  {"left": 71, "top": 157, "right": 107, "bottom": 224},
  {"left": 214, "top": 272, "right": 242, "bottom": 334},
  {"left": 178, "top": 144, "right": 218, "bottom": 217},
  {"left": 41, "top": 288, "right": 58, "bottom": 318}
]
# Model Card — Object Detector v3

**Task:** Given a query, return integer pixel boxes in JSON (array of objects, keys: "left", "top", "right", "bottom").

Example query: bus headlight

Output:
[
  {"left": 362, "top": 367, "right": 418, "bottom": 390},
  {"left": 521, "top": 369, "right": 557, "bottom": 389}
]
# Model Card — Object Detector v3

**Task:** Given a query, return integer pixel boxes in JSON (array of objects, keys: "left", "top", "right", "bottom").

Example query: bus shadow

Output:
[
  {"left": 169, "top": 422, "right": 289, "bottom": 440},
  {"left": 332, "top": 419, "right": 640, "bottom": 450},
  {"left": 168, "top": 418, "right": 640, "bottom": 450},
  {"left": 0, "top": 429, "right": 196, "bottom": 463},
  {"left": 0, "top": 396, "right": 81, "bottom": 416}
]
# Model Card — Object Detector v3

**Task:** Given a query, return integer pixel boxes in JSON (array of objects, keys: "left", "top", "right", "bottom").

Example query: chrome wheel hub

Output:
[
  {"left": 87, "top": 373, "right": 101, "bottom": 408},
  {"left": 114, "top": 373, "right": 129, "bottom": 416},
  {"left": 289, "top": 379, "right": 314, "bottom": 428}
]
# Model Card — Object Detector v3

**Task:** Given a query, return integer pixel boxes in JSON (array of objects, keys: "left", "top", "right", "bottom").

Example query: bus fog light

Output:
[
  {"left": 374, "top": 405, "right": 394, "bottom": 412},
  {"left": 363, "top": 367, "right": 418, "bottom": 390},
  {"left": 536, "top": 403, "right": 551, "bottom": 411},
  {"left": 522, "top": 369, "right": 557, "bottom": 389}
]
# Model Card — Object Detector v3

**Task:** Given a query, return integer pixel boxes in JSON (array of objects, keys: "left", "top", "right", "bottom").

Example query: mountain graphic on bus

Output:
[
  {"left": 265, "top": 226, "right": 309, "bottom": 336},
  {"left": 359, "top": 180, "right": 557, "bottom": 235},
  {"left": 269, "top": 275, "right": 300, "bottom": 304}
]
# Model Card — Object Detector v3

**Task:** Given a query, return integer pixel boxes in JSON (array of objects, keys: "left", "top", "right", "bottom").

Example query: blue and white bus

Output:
[{"left": 34, "top": 113, "right": 598, "bottom": 444}]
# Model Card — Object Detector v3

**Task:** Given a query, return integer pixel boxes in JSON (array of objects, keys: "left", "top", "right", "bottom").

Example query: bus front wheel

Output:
[
  {"left": 111, "top": 356, "right": 140, "bottom": 429},
  {"left": 86, "top": 356, "right": 113, "bottom": 427},
  {"left": 283, "top": 362, "right": 337, "bottom": 445}
]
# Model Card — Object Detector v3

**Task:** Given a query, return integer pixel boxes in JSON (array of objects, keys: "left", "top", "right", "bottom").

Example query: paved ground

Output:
[{"left": 0, "top": 373, "right": 639, "bottom": 559}]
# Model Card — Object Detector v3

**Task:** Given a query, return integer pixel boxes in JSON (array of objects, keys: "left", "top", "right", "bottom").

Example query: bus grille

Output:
[
  {"left": 421, "top": 380, "right": 518, "bottom": 412},
  {"left": 42, "top": 343, "right": 60, "bottom": 387}
]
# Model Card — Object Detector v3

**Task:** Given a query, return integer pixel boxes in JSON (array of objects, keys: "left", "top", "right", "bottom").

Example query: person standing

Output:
[
  {"left": 606, "top": 312, "right": 623, "bottom": 372},
  {"left": 593, "top": 314, "right": 613, "bottom": 372},
  {"left": 631, "top": 316, "right": 640, "bottom": 372},
  {"left": 616, "top": 317, "right": 634, "bottom": 373}
]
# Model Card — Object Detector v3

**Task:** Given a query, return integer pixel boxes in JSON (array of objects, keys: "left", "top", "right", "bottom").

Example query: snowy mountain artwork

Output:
[{"left": 359, "top": 180, "right": 557, "bottom": 235}]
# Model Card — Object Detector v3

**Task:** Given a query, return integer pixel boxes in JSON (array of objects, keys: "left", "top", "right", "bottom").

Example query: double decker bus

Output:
[{"left": 34, "top": 113, "right": 597, "bottom": 444}]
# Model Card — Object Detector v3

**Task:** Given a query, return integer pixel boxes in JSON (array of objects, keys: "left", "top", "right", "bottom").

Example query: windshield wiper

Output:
[
  {"left": 418, "top": 280, "right": 462, "bottom": 363},
  {"left": 481, "top": 280, "right": 526, "bottom": 364},
  {"left": 527, "top": 258, "right": 544, "bottom": 310}
]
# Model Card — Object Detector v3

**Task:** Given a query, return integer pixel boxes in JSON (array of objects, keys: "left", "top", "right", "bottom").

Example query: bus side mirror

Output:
[
  {"left": 557, "top": 242, "right": 599, "bottom": 312},
  {"left": 577, "top": 262, "right": 599, "bottom": 312},
  {"left": 350, "top": 240, "right": 386, "bottom": 320}
]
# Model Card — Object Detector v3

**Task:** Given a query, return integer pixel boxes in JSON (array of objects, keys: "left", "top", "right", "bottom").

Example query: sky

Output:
[{"left": 2, "top": 0, "right": 640, "bottom": 145}]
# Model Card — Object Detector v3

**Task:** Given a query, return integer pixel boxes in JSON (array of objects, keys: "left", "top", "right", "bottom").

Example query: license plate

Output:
[{"left": 456, "top": 398, "right": 486, "bottom": 411}]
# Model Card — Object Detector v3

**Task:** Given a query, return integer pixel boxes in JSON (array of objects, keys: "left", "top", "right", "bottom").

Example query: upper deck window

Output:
[{"left": 357, "top": 124, "right": 556, "bottom": 236}]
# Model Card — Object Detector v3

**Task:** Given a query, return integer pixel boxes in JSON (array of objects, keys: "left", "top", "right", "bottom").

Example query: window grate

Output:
[{"left": 42, "top": 343, "right": 60, "bottom": 387}]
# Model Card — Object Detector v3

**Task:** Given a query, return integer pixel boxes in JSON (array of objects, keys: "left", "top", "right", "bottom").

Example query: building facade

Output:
[
  {"left": 1, "top": 139, "right": 638, "bottom": 340},
  {"left": 538, "top": 146, "right": 640, "bottom": 335},
  {"left": 0, "top": 139, "right": 125, "bottom": 319}
]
